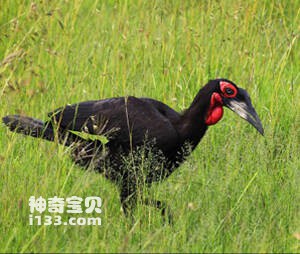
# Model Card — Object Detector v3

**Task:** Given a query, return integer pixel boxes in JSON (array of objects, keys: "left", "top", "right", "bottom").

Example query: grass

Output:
[{"left": 0, "top": 0, "right": 299, "bottom": 252}]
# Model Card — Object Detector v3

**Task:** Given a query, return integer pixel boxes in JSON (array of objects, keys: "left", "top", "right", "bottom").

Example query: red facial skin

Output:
[
  {"left": 220, "top": 81, "right": 238, "bottom": 98},
  {"left": 205, "top": 81, "right": 238, "bottom": 125},
  {"left": 205, "top": 92, "right": 224, "bottom": 125}
]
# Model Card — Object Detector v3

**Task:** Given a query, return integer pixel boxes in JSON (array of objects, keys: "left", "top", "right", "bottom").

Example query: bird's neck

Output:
[{"left": 178, "top": 85, "right": 223, "bottom": 148}]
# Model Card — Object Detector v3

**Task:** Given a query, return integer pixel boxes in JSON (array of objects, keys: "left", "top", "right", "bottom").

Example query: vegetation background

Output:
[{"left": 0, "top": 0, "right": 299, "bottom": 252}]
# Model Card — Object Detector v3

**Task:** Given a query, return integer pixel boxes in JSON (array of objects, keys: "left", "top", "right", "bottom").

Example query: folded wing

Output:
[{"left": 47, "top": 96, "right": 181, "bottom": 153}]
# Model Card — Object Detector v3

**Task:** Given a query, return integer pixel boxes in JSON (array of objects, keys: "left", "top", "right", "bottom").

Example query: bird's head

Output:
[{"left": 205, "top": 79, "right": 264, "bottom": 135}]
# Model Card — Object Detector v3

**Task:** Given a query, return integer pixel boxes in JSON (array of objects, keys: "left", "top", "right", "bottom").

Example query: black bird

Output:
[{"left": 2, "top": 78, "right": 264, "bottom": 221}]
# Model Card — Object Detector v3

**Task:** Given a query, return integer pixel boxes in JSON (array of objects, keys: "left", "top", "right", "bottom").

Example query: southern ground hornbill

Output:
[{"left": 3, "top": 78, "right": 264, "bottom": 222}]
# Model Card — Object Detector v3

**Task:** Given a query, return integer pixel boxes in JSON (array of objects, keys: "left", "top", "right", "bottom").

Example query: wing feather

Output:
[{"left": 47, "top": 97, "right": 181, "bottom": 152}]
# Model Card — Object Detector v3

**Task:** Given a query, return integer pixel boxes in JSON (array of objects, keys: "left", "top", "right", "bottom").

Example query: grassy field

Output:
[{"left": 0, "top": 0, "right": 299, "bottom": 252}]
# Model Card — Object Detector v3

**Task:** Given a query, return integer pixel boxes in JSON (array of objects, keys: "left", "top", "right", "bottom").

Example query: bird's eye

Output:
[
  {"left": 225, "top": 88, "right": 234, "bottom": 95},
  {"left": 220, "top": 81, "right": 238, "bottom": 98}
]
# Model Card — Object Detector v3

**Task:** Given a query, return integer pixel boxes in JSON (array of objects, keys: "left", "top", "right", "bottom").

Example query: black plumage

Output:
[{"left": 2, "top": 78, "right": 264, "bottom": 221}]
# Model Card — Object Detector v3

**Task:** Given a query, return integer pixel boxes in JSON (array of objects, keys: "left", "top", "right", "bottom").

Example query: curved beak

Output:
[{"left": 223, "top": 88, "right": 264, "bottom": 135}]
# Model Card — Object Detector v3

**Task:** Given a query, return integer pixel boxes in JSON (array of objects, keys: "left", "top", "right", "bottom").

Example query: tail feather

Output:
[{"left": 2, "top": 115, "right": 54, "bottom": 141}]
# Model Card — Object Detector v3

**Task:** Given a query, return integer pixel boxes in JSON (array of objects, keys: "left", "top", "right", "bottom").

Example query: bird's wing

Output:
[
  {"left": 47, "top": 97, "right": 180, "bottom": 152},
  {"left": 139, "top": 98, "right": 181, "bottom": 123}
]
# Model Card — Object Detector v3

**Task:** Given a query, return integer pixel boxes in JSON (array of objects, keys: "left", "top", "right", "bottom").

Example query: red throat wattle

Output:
[{"left": 205, "top": 92, "right": 224, "bottom": 125}]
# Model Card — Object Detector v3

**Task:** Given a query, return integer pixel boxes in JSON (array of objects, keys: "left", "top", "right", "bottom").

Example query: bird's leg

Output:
[
  {"left": 120, "top": 180, "right": 137, "bottom": 221},
  {"left": 144, "top": 198, "right": 173, "bottom": 225}
]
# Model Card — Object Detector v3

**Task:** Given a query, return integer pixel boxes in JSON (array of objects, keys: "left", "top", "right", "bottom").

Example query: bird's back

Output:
[{"left": 48, "top": 96, "right": 180, "bottom": 150}]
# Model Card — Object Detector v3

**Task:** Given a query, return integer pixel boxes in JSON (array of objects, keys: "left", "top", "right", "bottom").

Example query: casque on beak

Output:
[{"left": 223, "top": 88, "right": 264, "bottom": 135}]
